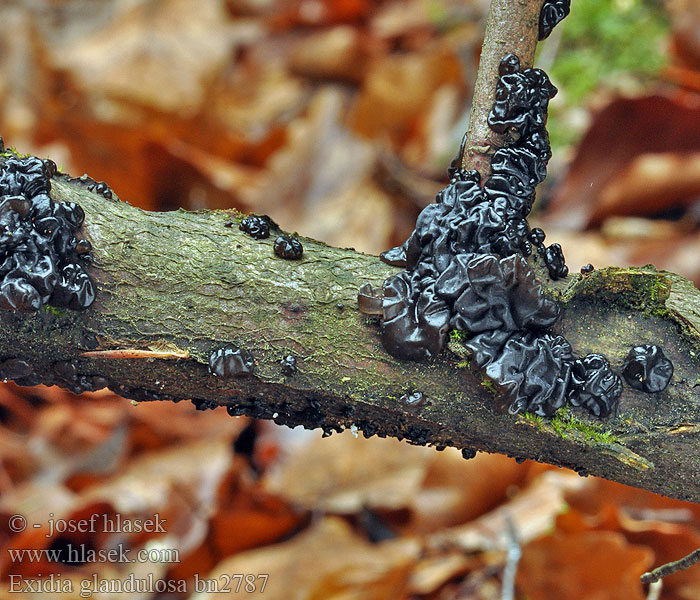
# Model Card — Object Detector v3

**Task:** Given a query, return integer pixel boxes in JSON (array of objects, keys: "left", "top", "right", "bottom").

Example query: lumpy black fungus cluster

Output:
[
  {"left": 209, "top": 346, "right": 256, "bottom": 378},
  {"left": 367, "top": 52, "right": 634, "bottom": 418},
  {"left": 239, "top": 215, "right": 273, "bottom": 240},
  {"left": 274, "top": 235, "right": 303, "bottom": 260},
  {"left": 0, "top": 156, "right": 96, "bottom": 312},
  {"left": 539, "top": 0, "right": 571, "bottom": 40},
  {"left": 622, "top": 345, "right": 673, "bottom": 393}
]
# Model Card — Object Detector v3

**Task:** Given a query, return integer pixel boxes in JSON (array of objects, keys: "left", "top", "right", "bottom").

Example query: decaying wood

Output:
[
  {"left": 462, "top": 0, "right": 546, "bottom": 181},
  {"left": 5, "top": 0, "right": 700, "bottom": 506},
  {"left": 7, "top": 176, "right": 700, "bottom": 504}
]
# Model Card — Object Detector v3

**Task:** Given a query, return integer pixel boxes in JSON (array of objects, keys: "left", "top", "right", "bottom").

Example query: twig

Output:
[
  {"left": 463, "top": 0, "right": 546, "bottom": 179},
  {"left": 641, "top": 547, "right": 700, "bottom": 584},
  {"left": 646, "top": 580, "right": 662, "bottom": 600},
  {"left": 501, "top": 515, "right": 521, "bottom": 600}
]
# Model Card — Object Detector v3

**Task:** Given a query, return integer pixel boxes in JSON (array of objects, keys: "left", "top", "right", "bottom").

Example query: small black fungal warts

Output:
[
  {"left": 192, "top": 399, "right": 219, "bottom": 411},
  {"left": 0, "top": 155, "right": 96, "bottom": 312},
  {"left": 209, "top": 346, "right": 256, "bottom": 378},
  {"left": 399, "top": 391, "right": 427, "bottom": 408},
  {"left": 273, "top": 235, "right": 303, "bottom": 260},
  {"left": 580, "top": 264, "right": 595, "bottom": 274},
  {"left": 539, "top": 0, "right": 571, "bottom": 40},
  {"left": 370, "top": 47, "right": 625, "bottom": 418},
  {"left": 622, "top": 345, "right": 673, "bottom": 393},
  {"left": 280, "top": 355, "right": 297, "bottom": 377},
  {"left": 0, "top": 355, "right": 111, "bottom": 394},
  {"left": 59, "top": 172, "right": 115, "bottom": 200},
  {"left": 357, "top": 283, "right": 383, "bottom": 315},
  {"left": 239, "top": 215, "right": 273, "bottom": 240},
  {"left": 53, "top": 359, "right": 110, "bottom": 394},
  {"left": 461, "top": 448, "right": 477, "bottom": 460},
  {"left": 0, "top": 358, "right": 33, "bottom": 381},
  {"left": 568, "top": 354, "right": 622, "bottom": 418}
]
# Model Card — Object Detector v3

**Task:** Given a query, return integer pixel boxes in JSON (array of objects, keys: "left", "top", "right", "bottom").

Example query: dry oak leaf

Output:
[
  {"left": 517, "top": 531, "right": 653, "bottom": 600},
  {"left": 196, "top": 516, "right": 420, "bottom": 600}
]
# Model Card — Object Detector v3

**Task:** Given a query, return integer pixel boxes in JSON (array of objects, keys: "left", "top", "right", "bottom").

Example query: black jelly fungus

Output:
[
  {"left": 379, "top": 245, "right": 408, "bottom": 268},
  {"left": 273, "top": 235, "right": 303, "bottom": 260},
  {"left": 399, "top": 391, "right": 427, "bottom": 407},
  {"left": 192, "top": 399, "right": 218, "bottom": 411},
  {"left": 568, "top": 354, "right": 622, "bottom": 418},
  {"left": 209, "top": 346, "right": 256, "bottom": 378},
  {"left": 580, "top": 264, "right": 594, "bottom": 274},
  {"left": 461, "top": 448, "right": 477, "bottom": 460},
  {"left": 370, "top": 47, "right": 630, "bottom": 420},
  {"left": 280, "top": 355, "right": 297, "bottom": 376},
  {"left": 622, "top": 344, "right": 673, "bottom": 393},
  {"left": 357, "top": 282, "right": 383, "bottom": 315},
  {"left": 375, "top": 54, "right": 563, "bottom": 359},
  {"left": 239, "top": 215, "right": 271, "bottom": 240},
  {"left": 543, "top": 243, "right": 569, "bottom": 280},
  {"left": 48, "top": 358, "right": 113, "bottom": 394},
  {"left": 227, "top": 404, "right": 246, "bottom": 417},
  {"left": 0, "top": 358, "right": 33, "bottom": 380},
  {"left": 0, "top": 156, "right": 95, "bottom": 312},
  {"left": 539, "top": 0, "right": 571, "bottom": 40}
]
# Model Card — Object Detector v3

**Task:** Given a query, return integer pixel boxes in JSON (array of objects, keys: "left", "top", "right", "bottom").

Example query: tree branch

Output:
[
  {"left": 463, "top": 0, "right": 546, "bottom": 180},
  {"left": 6, "top": 175, "right": 700, "bottom": 504},
  {"left": 6, "top": 0, "right": 700, "bottom": 507}
]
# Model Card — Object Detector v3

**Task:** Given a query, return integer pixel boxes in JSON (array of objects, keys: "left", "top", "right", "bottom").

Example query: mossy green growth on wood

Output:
[
  {"left": 519, "top": 407, "right": 619, "bottom": 445},
  {"left": 561, "top": 266, "right": 670, "bottom": 313},
  {"left": 548, "top": 407, "right": 620, "bottom": 444}
]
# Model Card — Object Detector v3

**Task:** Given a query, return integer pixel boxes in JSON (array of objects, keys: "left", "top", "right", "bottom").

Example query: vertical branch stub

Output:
[{"left": 463, "top": 0, "right": 547, "bottom": 181}]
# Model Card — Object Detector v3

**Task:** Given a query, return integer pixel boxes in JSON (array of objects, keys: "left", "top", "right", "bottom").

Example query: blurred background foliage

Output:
[{"left": 2, "top": 1, "right": 700, "bottom": 598}]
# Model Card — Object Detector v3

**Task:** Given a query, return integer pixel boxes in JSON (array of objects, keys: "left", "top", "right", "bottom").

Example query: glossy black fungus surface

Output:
[
  {"left": 376, "top": 57, "right": 566, "bottom": 363},
  {"left": 357, "top": 283, "right": 383, "bottom": 315},
  {"left": 86, "top": 181, "right": 113, "bottom": 199},
  {"left": 52, "top": 358, "right": 111, "bottom": 394},
  {"left": 209, "top": 346, "right": 256, "bottom": 378},
  {"left": 399, "top": 391, "right": 427, "bottom": 408},
  {"left": 568, "top": 354, "right": 622, "bottom": 418},
  {"left": 239, "top": 216, "right": 271, "bottom": 240},
  {"left": 539, "top": 0, "right": 571, "bottom": 40},
  {"left": 280, "top": 355, "right": 297, "bottom": 376},
  {"left": 373, "top": 48, "right": 627, "bottom": 418},
  {"left": 580, "top": 264, "right": 594, "bottom": 274},
  {"left": 273, "top": 235, "right": 303, "bottom": 260},
  {"left": 543, "top": 243, "right": 569, "bottom": 279},
  {"left": 62, "top": 172, "right": 115, "bottom": 200},
  {"left": 0, "top": 358, "right": 33, "bottom": 380},
  {"left": 0, "top": 156, "right": 95, "bottom": 312},
  {"left": 622, "top": 345, "right": 673, "bottom": 393}
]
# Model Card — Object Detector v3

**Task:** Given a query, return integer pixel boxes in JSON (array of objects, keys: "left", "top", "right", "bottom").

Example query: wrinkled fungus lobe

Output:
[
  {"left": 239, "top": 215, "right": 272, "bottom": 240},
  {"left": 399, "top": 391, "right": 428, "bottom": 408},
  {"left": 209, "top": 346, "right": 256, "bottom": 378},
  {"left": 370, "top": 49, "right": 623, "bottom": 417},
  {"left": 622, "top": 344, "right": 673, "bottom": 393},
  {"left": 0, "top": 155, "right": 96, "bottom": 312},
  {"left": 273, "top": 235, "right": 303, "bottom": 260},
  {"left": 539, "top": 0, "right": 571, "bottom": 40},
  {"left": 280, "top": 355, "right": 297, "bottom": 377},
  {"left": 568, "top": 354, "right": 622, "bottom": 418}
]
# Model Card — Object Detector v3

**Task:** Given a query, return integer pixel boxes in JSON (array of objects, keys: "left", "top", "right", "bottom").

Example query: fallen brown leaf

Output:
[
  {"left": 196, "top": 516, "right": 419, "bottom": 600},
  {"left": 517, "top": 531, "right": 653, "bottom": 600}
]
